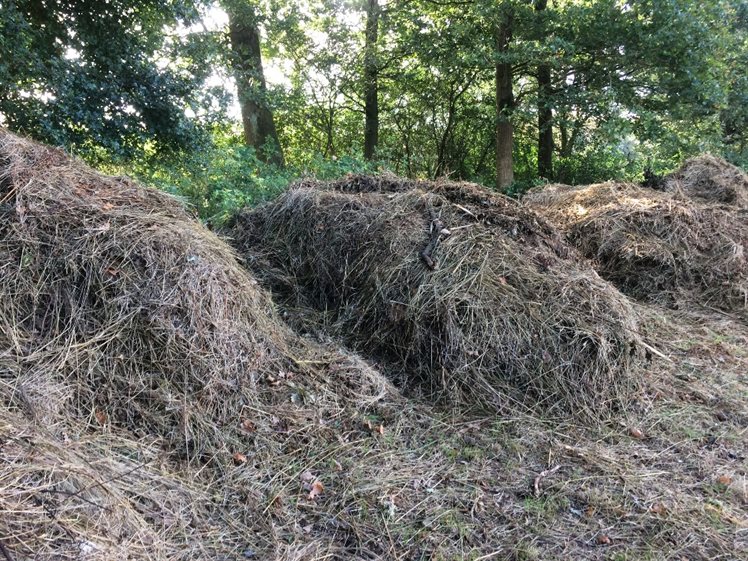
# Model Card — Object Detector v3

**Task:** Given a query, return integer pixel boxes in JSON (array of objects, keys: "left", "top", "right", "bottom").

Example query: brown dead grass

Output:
[
  {"left": 665, "top": 153, "right": 748, "bottom": 207},
  {"left": 524, "top": 181, "right": 748, "bottom": 319},
  {"left": 0, "top": 129, "right": 397, "bottom": 559},
  {"left": 230, "top": 174, "right": 644, "bottom": 420}
]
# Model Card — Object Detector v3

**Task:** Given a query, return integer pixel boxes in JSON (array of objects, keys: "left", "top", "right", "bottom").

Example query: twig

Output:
[
  {"left": 420, "top": 204, "right": 450, "bottom": 270},
  {"left": 640, "top": 340, "right": 672, "bottom": 362},
  {"left": 452, "top": 202, "right": 476, "bottom": 218},
  {"left": 534, "top": 464, "right": 562, "bottom": 497}
]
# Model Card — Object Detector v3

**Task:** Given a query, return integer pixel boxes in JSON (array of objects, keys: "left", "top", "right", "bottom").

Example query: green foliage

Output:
[
  {"left": 0, "top": 0, "right": 219, "bottom": 159},
  {"left": 121, "top": 127, "right": 376, "bottom": 224},
  {"left": 2, "top": 0, "right": 745, "bottom": 206}
]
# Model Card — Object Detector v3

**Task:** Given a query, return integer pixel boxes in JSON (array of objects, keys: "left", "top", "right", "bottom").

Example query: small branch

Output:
[
  {"left": 420, "top": 206, "right": 451, "bottom": 270},
  {"left": 534, "top": 464, "right": 562, "bottom": 497}
]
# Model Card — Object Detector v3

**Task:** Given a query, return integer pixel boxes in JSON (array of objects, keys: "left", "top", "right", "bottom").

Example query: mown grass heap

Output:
[
  {"left": 231, "top": 174, "right": 643, "bottom": 419},
  {"left": 0, "top": 127, "right": 298, "bottom": 455},
  {"left": 0, "top": 129, "right": 395, "bottom": 559},
  {"left": 524, "top": 181, "right": 748, "bottom": 318},
  {"left": 665, "top": 153, "right": 748, "bottom": 207}
]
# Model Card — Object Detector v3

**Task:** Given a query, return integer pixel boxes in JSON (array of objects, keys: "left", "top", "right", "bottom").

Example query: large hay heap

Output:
[
  {"left": 0, "top": 128, "right": 295, "bottom": 454},
  {"left": 665, "top": 154, "right": 748, "bottom": 207},
  {"left": 231, "top": 175, "right": 643, "bottom": 418},
  {"left": 524, "top": 182, "right": 748, "bottom": 317},
  {"left": 0, "top": 130, "right": 393, "bottom": 559}
]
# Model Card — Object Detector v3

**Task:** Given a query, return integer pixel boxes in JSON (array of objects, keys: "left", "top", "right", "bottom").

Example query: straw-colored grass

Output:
[
  {"left": 230, "top": 175, "right": 643, "bottom": 419},
  {"left": 3, "top": 134, "right": 745, "bottom": 561},
  {"left": 665, "top": 153, "right": 748, "bottom": 207},
  {"left": 525, "top": 181, "right": 748, "bottom": 318}
]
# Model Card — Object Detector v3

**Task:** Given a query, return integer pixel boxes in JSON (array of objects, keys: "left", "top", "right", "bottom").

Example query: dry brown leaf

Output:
[
  {"left": 241, "top": 419, "right": 256, "bottom": 433},
  {"left": 717, "top": 474, "right": 733, "bottom": 486},
  {"left": 308, "top": 480, "right": 324, "bottom": 500},
  {"left": 596, "top": 534, "right": 611, "bottom": 545},
  {"left": 650, "top": 502, "right": 667, "bottom": 515},
  {"left": 232, "top": 452, "right": 248, "bottom": 465},
  {"left": 94, "top": 409, "right": 107, "bottom": 426},
  {"left": 628, "top": 427, "right": 644, "bottom": 439}
]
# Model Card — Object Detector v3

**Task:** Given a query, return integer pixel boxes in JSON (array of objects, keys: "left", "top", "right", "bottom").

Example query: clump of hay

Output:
[
  {"left": 230, "top": 175, "right": 643, "bottom": 419},
  {"left": 665, "top": 154, "right": 748, "bottom": 207},
  {"left": 0, "top": 408, "right": 214, "bottom": 560},
  {"left": 0, "top": 128, "right": 297, "bottom": 457},
  {"left": 0, "top": 129, "right": 396, "bottom": 559},
  {"left": 524, "top": 182, "right": 748, "bottom": 317}
]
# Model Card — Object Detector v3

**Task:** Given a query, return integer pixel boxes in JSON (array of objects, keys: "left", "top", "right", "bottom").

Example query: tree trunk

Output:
[
  {"left": 535, "top": 0, "right": 553, "bottom": 179},
  {"left": 226, "top": 3, "right": 284, "bottom": 166},
  {"left": 495, "top": 7, "right": 514, "bottom": 191},
  {"left": 364, "top": 0, "right": 379, "bottom": 161}
]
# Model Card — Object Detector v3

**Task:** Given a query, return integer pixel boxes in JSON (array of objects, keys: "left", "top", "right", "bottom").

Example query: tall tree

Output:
[
  {"left": 534, "top": 0, "right": 553, "bottom": 179},
  {"left": 224, "top": 0, "right": 284, "bottom": 166},
  {"left": 495, "top": 3, "right": 514, "bottom": 190},
  {"left": 363, "top": 0, "right": 380, "bottom": 160}
]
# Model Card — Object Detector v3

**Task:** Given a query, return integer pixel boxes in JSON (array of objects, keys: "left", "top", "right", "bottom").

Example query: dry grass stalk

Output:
[
  {"left": 665, "top": 153, "right": 748, "bottom": 207},
  {"left": 0, "top": 129, "right": 397, "bottom": 559}
]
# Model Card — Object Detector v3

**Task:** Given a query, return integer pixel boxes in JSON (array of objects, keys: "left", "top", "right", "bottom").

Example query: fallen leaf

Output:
[
  {"left": 232, "top": 452, "right": 248, "bottom": 465},
  {"left": 650, "top": 502, "right": 667, "bottom": 515},
  {"left": 717, "top": 475, "right": 733, "bottom": 486},
  {"left": 628, "top": 427, "right": 645, "bottom": 439},
  {"left": 94, "top": 409, "right": 107, "bottom": 426},
  {"left": 240, "top": 419, "right": 256, "bottom": 433},
  {"left": 308, "top": 480, "right": 324, "bottom": 500},
  {"left": 596, "top": 534, "right": 611, "bottom": 545}
]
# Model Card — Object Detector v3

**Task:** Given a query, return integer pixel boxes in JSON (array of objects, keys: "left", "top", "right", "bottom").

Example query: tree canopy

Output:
[{"left": 1, "top": 0, "right": 745, "bottom": 211}]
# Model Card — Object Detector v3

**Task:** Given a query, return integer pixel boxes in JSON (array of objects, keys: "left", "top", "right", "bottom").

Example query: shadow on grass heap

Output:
[{"left": 230, "top": 174, "right": 644, "bottom": 420}]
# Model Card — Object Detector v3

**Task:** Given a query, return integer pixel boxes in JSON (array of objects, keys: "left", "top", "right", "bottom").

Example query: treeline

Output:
[{"left": 1, "top": 0, "right": 746, "bottom": 204}]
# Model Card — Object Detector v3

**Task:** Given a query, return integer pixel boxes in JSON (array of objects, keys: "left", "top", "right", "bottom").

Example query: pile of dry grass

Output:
[
  {"left": 524, "top": 182, "right": 748, "bottom": 317},
  {"left": 0, "top": 129, "right": 395, "bottom": 559},
  {"left": 0, "top": 128, "right": 298, "bottom": 457},
  {"left": 230, "top": 174, "right": 643, "bottom": 419},
  {"left": 665, "top": 154, "right": 748, "bottom": 207}
]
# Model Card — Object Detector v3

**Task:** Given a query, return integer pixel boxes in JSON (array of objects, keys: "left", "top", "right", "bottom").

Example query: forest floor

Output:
[{"left": 239, "top": 303, "right": 746, "bottom": 561}]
